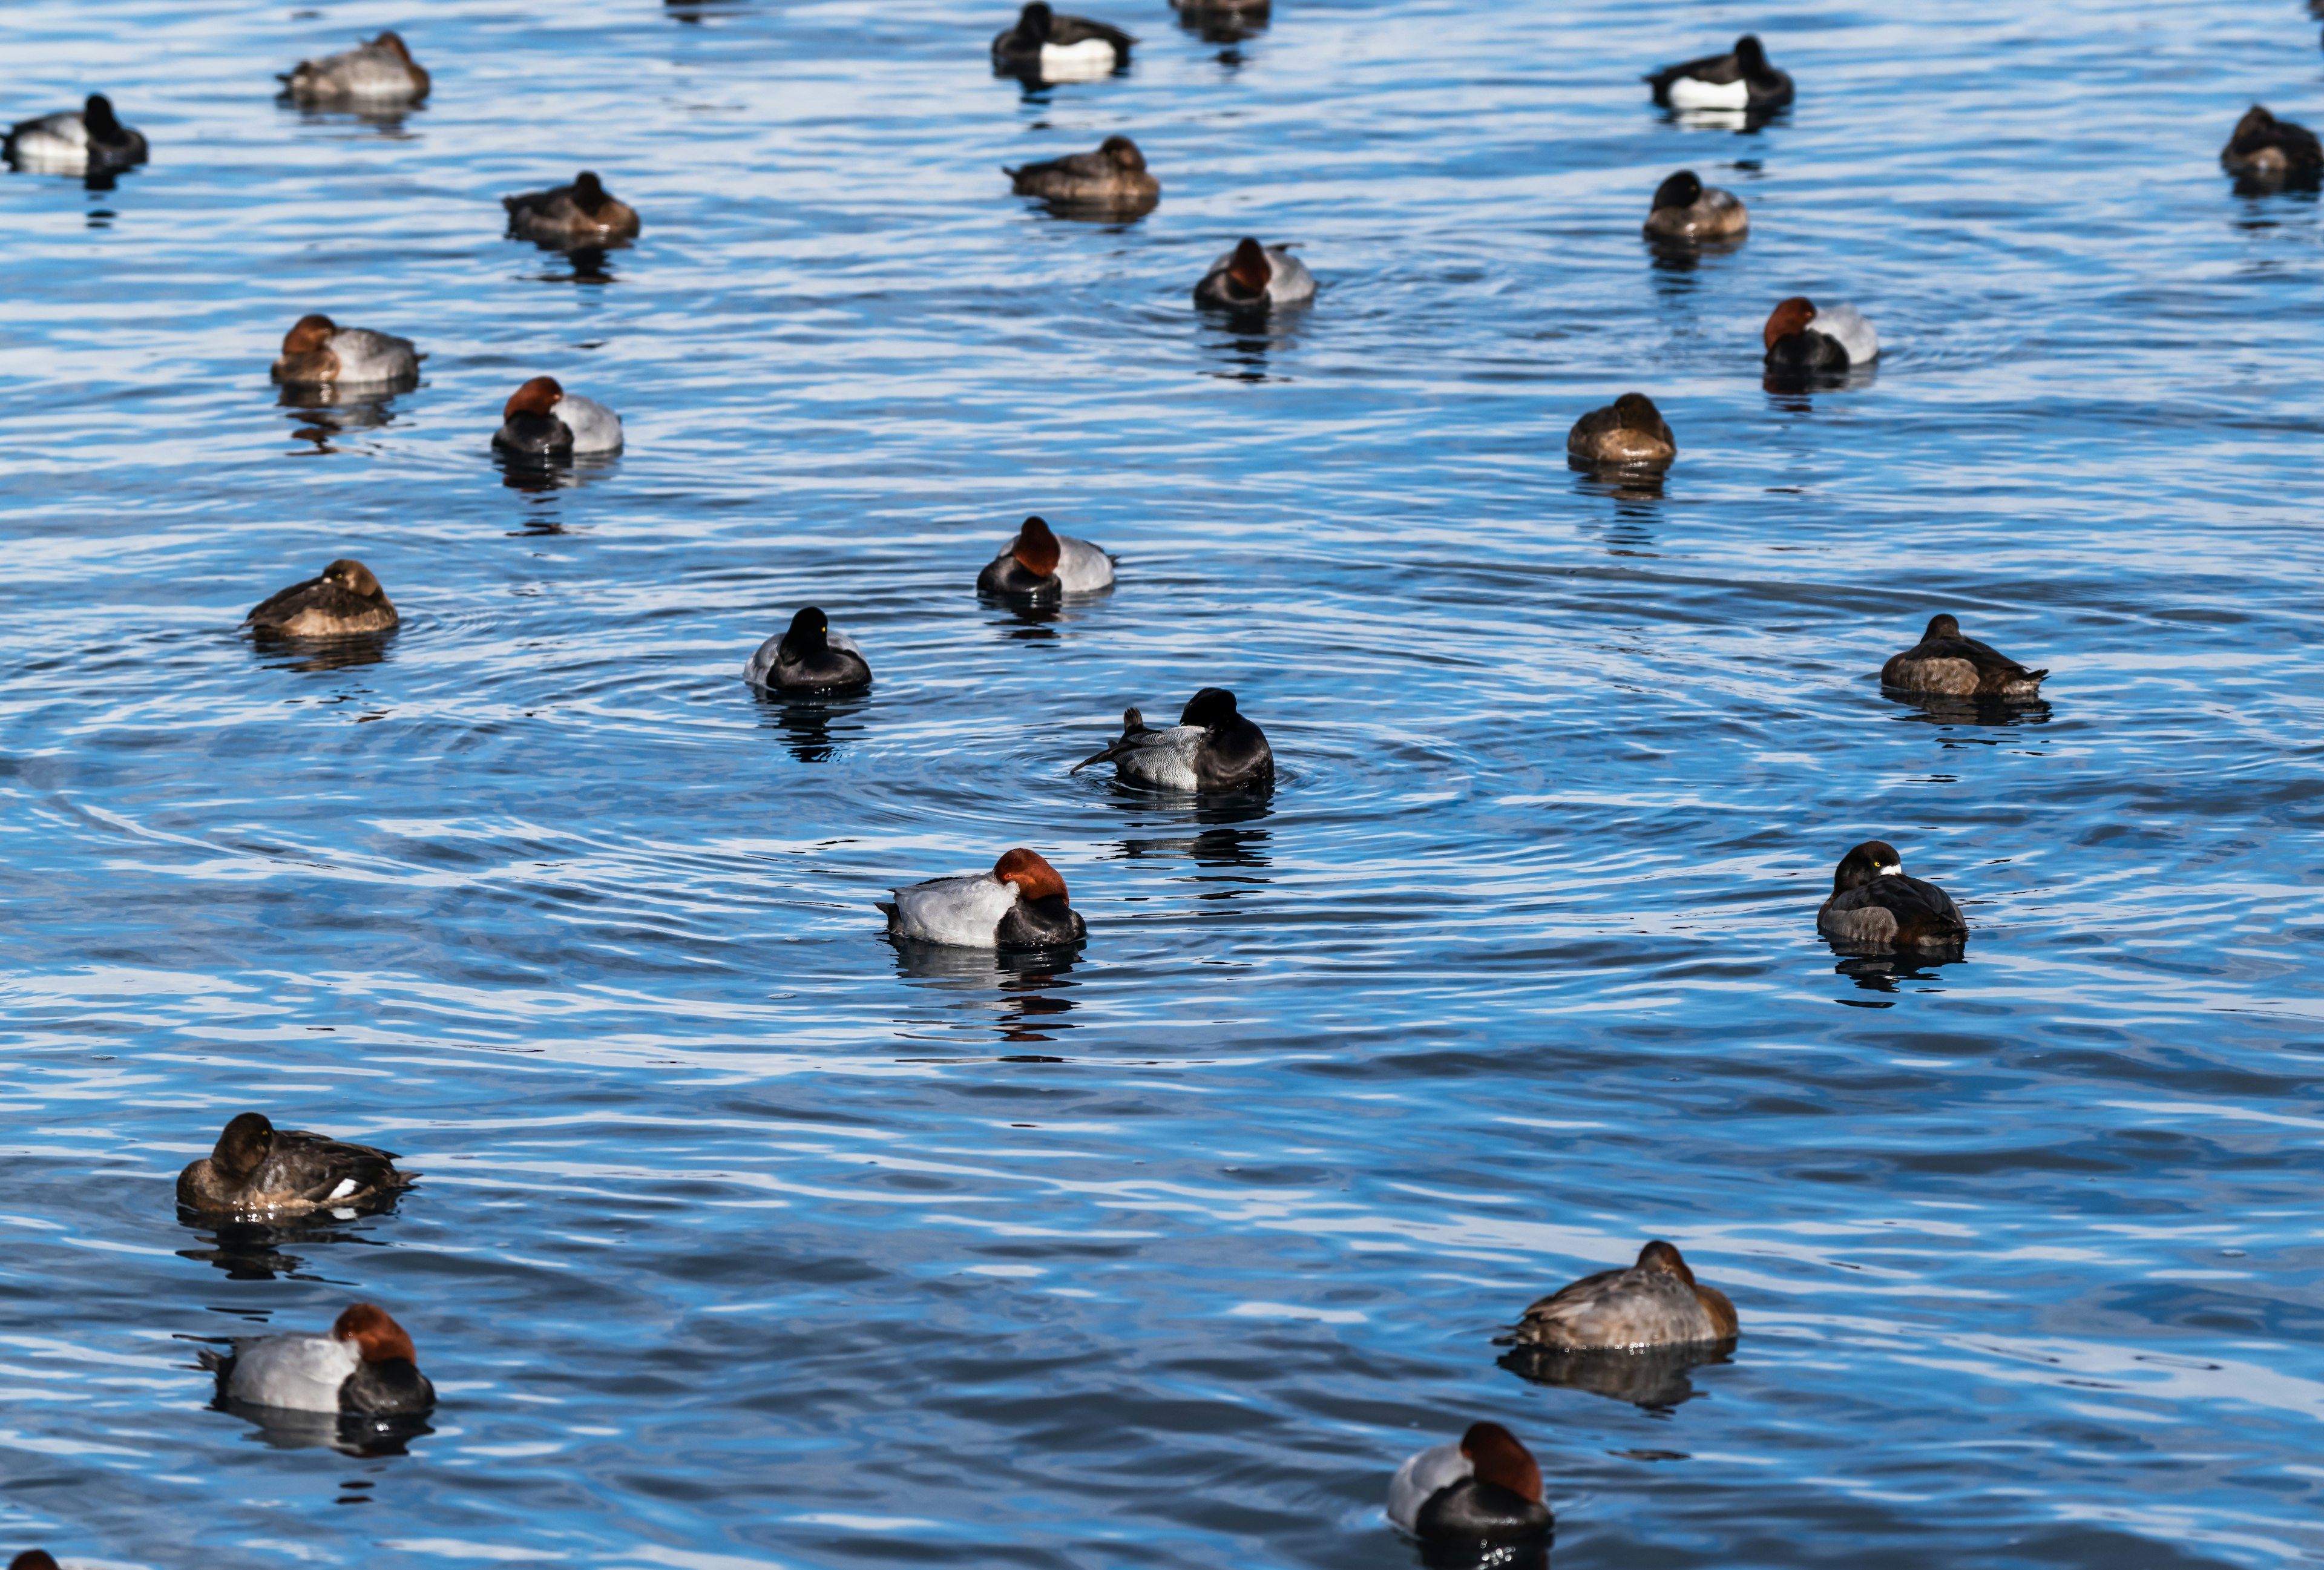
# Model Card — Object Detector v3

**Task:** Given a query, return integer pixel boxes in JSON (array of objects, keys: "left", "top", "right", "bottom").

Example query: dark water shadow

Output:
[
  {"left": 508, "top": 241, "right": 625, "bottom": 284},
  {"left": 1645, "top": 234, "right": 1745, "bottom": 295},
  {"left": 209, "top": 1394, "right": 435, "bottom": 1458},
  {"left": 1763, "top": 361, "right": 1879, "bottom": 404},
  {"left": 177, "top": 1201, "right": 405, "bottom": 1281},
  {"left": 277, "top": 380, "right": 416, "bottom": 452},
  {"left": 494, "top": 450, "right": 620, "bottom": 495},
  {"left": 665, "top": 0, "right": 752, "bottom": 21},
  {"left": 1830, "top": 943, "right": 1967, "bottom": 1003},
  {"left": 888, "top": 939, "right": 1084, "bottom": 1043},
  {"left": 1198, "top": 307, "right": 1305, "bottom": 383},
  {"left": 751, "top": 687, "right": 870, "bottom": 763},
  {"left": 1569, "top": 466, "right": 1664, "bottom": 555},
  {"left": 1025, "top": 195, "right": 1157, "bottom": 226},
  {"left": 1415, "top": 1539, "right": 1550, "bottom": 1570},
  {"left": 1882, "top": 688, "right": 2053, "bottom": 729},
  {"left": 1499, "top": 1338, "right": 1736, "bottom": 1410},
  {"left": 248, "top": 628, "right": 395, "bottom": 673},
  {"left": 275, "top": 98, "right": 424, "bottom": 138}
]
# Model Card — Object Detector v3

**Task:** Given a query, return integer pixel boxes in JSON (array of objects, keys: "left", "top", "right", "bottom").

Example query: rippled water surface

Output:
[{"left": 5, "top": 0, "right": 2324, "bottom": 1564}]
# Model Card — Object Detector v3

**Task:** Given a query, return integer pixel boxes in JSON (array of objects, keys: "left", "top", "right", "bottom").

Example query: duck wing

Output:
[
  {"left": 1644, "top": 47, "right": 1739, "bottom": 95},
  {"left": 1069, "top": 708, "right": 1157, "bottom": 773},
  {"left": 266, "top": 1128, "right": 408, "bottom": 1203},
  {"left": 245, "top": 574, "right": 329, "bottom": 625},
  {"left": 1050, "top": 14, "right": 1135, "bottom": 47}
]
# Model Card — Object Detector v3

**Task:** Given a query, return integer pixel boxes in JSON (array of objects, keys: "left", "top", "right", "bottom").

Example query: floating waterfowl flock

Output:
[{"left": 9, "top": 5, "right": 2297, "bottom": 1564}]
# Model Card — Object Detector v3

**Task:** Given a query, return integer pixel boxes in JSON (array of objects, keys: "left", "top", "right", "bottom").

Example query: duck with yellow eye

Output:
[
  {"left": 1643, "top": 169, "right": 1747, "bottom": 244},
  {"left": 1816, "top": 841, "right": 1968, "bottom": 953},
  {"left": 245, "top": 558, "right": 399, "bottom": 638}
]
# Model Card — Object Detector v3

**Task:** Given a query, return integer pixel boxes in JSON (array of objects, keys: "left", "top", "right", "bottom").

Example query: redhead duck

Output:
[
  {"left": 280, "top": 31, "right": 431, "bottom": 104},
  {"left": 977, "top": 516, "right": 1115, "bottom": 600},
  {"left": 1882, "top": 614, "right": 2046, "bottom": 698},
  {"left": 1643, "top": 169, "right": 1747, "bottom": 241},
  {"left": 177, "top": 1112, "right": 415, "bottom": 1216},
  {"left": 4, "top": 94, "right": 147, "bottom": 176},
  {"left": 1007, "top": 135, "right": 1158, "bottom": 210},
  {"left": 1817, "top": 841, "right": 1968, "bottom": 951},
  {"left": 1645, "top": 35, "right": 1793, "bottom": 113},
  {"left": 246, "top": 559, "right": 398, "bottom": 637},
  {"left": 503, "top": 171, "right": 641, "bottom": 249},
  {"left": 2221, "top": 105, "right": 2323, "bottom": 187},
  {"left": 493, "top": 376, "right": 623, "bottom": 456},
  {"left": 881, "top": 847, "right": 1086, "bottom": 948},
  {"left": 1388, "top": 1422, "right": 1553, "bottom": 1548},
  {"left": 271, "top": 313, "right": 421, "bottom": 389},
  {"left": 1193, "top": 237, "right": 1313, "bottom": 310},
  {"left": 1763, "top": 295, "right": 1878, "bottom": 373},
  {"left": 1515, "top": 1240, "right": 1738, "bottom": 1350},
  {"left": 200, "top": 1303, "right": 435, "bottom": 1416},
  {"left": 1071, "top": 687, "right": 1272, "bottom": 790},
  {"left": 745, "top": 606, "right": 872, "bottom": 692},
  {"left": 993, "top": 2, "right": 1134, "bottom": 80},
  {"left": 1566, "top": 392, "right": 1675, "bottom": 468}
]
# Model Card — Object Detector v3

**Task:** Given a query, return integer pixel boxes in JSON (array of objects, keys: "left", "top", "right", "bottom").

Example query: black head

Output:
[
  {"left": 1180, "top": 687, "right": 1239, "bottom": 729},
  {"left": 1923, "top": 613, "right": 1961, "bottom": 640},
  {"left": 1099, "top": 135, "right": 1146, "bottom": 172},
  {"left": 1832, "top": 840, "right": 1904, "bottom": 895},
  {"left": 1650, "top": 169, "right": 1702, "bottom": 211},
  {"left": 783, "top": 605, "right": 830, "bottom": 653},
  {"left": 1734, "top": 34, "right": 1768, "bottom": 72},
  {"left": 1019, "top": 1, "right": 1054, "bottom": 40},
  {"left": 573, "top": 171, "right": 608, "bottom": 212},
  {"left": 213, "top": 1112, "right": 277, "bottom": 1179},
  {"left": 1610, "top": 392, "right": 1665, "bottom": 431},
  {"left": 13, "top": 1553, "right": 63, "bottom": 1570},
  {"left": 84, "top": 93, "right": 123, "bottom": 138}
]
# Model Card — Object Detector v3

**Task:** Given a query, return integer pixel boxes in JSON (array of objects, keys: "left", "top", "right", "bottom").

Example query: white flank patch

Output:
[{"left": 1667, "top": 75, "right": 1750, "bottom": 110}]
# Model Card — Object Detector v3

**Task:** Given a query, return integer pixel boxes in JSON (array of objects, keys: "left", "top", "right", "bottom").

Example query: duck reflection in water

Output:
[
  {"left": 755, "top": 688, "right": 869, "bottom": 763},
  {"left": 1201, "top": 317, "right": 1300, "bottom": 383},
  {"left": 888, "top": 939, "right": 1080, "bottom": 1043},
  {"left": 1831, "top": 946, "right": 1965, "bottom": 1000},
  {"left": 209, "top": 1395, "right": 435, "bottom": 1458},
  {"left": 1498, "top": 1338, "right": 1732, "bottom": 1410},
  {"left": 278, "top": 382, "right": 407, "bottom": 452},
  {"left": 177, "top": 1206, "right": 400, "bottom": 1281},
  {"left": 1416, "top": 1545, "right": 1547, "bottom": 1570},
  {"left": 495, "top": 449, "right": 619, "bottom": 496},
  {"left": 1886, "top": 689, "right": 2052, "bottom": 730},
  {"left": 250, "top": 628, "right": 394, "bottom": 672}
]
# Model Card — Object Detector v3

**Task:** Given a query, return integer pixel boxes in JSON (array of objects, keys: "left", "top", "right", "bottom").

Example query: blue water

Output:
[{"left": 4, "top": 0, "right": 2323, "bottom": 1565}]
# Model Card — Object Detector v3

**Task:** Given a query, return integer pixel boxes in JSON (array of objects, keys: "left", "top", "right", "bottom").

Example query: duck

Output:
[
  {"left": 1881, "top": 614, "right": 2047, "bottom": 698},
  {"left": 177, "top": 1111, "right": 415, "bottom": 1216},
  {"left": 1566, "top": 392, "right": 1676, "bottom": 468},
  {"left": 1816, "top": 841, "right": 1969, "bottom": 951},
  {"left": 880, "top": 847, "right": 1086, "bottom": 948},
  {"left": 1643, "top": 169, "right": 1747, "bottom": 242},
  {"left": 1006, "top": 134, "right": 1159, "bottom": 208},
  {"left": 280, "top": 31, "right": 431, "bottom": 105},
  {"left": 246, "top": 558, "right": 399, "bottom": 637},
  {"left": 744, "top": 606, "right": 872, "bottom": 692},
  {"left": 502, "top": 171, "right": 642, "bottom": 249},
  {"left": 271, "top": 313, "right": 421, "bottom": 389},
  {"left": 3, "top": 94, "right": 148, "bottom": 176},
  {"left": 199, "top": 1303, "right": 435, "bottom": 1416},
  {"left": 992, "top": 2, "right": 1134, "bottom": 80},
  {"left": 1071, "top": 687, "right": 1272, "bottom": 791},
  {"left": 1515, "top": 1240, "right": 1738, "bottom": 1350},
  {"left": 976, "top": 516, "right": 1115, "bottom": 601},
  {"left": 492, "top": 376, "right": 623, "bottom": 456},
  {"left": 1193, "top": 237, "right": 1314, "bottom": 310},
  {"left": 2221, "top": 105, "right": 2323, "bottom": 186},
  {"left": 11, "top": 1554, "right": 59, "bottom": 1570},
  {"left": 1387, "top": 1422, "right": 1554, "bottom": 1547},
  {"left": 1644, "top": 34, "right": 1793, "bottom": 113},
  {"left": 1762, "top": 296, "right": 1879, "bottom": 374}
]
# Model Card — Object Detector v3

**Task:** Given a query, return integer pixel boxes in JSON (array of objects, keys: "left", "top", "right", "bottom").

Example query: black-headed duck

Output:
[
  {"left": 1516, "top": 1240, "right": 1738, "bottom": 1350},
  {"left": 1882, "top": 614, "right": 2046, "bottom": 698},
  {"left": 246, "top": 559, "right": 399, "bottom": 638},
  {"left": 177, "top": 1111, "right": 415, "bottom": 1217},
  {"left": 1388, "top": 1422, "right": 1554, "bottom": 1547},
  {"left": 1071, "top": 687, "right": 1272, "bottom": 791},
  {"left": 2221, "top": 105, "right": 2323, "bottom": 187},
  {"left": 1817, "top": 841, "right": 1969, "bottom": 951},
  {"left": 4, "top": 94, "right": 148, "bottom": 176},
  {"left": 992, "top": 2, "right": 1134, "bottom": 81},
  {"left": 745, "top": 606, "right": 872, "bottom": 692},
  {"left": 1644, "top": 169, "right": 1747, "bottom": 242},
  {"left": 976, "top": 516, "right": 1115, "bottom": 600},
  {"left": 503, "top": 171, "right": 642, "bottom": 249},
  {"left": 1567, "top": 392, "right": 1676, "bottom": 468},
  {"left": 881, "top": 847, "right": 1086, "bottom": 948},
  {"left": 1193, "top": 237, "right": 1313, "bottom": 310}
]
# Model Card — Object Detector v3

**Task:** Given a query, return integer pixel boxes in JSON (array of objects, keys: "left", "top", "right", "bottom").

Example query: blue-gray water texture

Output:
[{"left": 2, "top": 0, "right": 2321, "bottom": 1566}]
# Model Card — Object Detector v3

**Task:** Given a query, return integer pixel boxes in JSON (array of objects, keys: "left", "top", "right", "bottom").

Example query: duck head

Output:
[
  {"left": 1763, "top": 296, "right": 1817, "bottom": 352},
  {"left": 12, "top": 1552, "right": 62, "bottom": 1570},
  {"left": 1223, "top": 237, "right": 1273, "bottom": 300},
  {"left": 1180, "top": 686, "right": 1241, "bottom": 730},
  {"left": 1650, "top": 170, "right": 1702, "bottom": 211},
  {"left": 1923, "top": 613, "right": 1961, "bottom": 640},
  {"left": 1733, "top": 34, "right": 1771, "bottom": 76},
  {"left": 83, "top": 93, "right": 126, "bottom": 141},
  {"left": 1459, "top": 1422, "right": 1543, "bottom": 1506},
  {"left": 504, "top": 375, "right": 565, "bottom": 422},
  {"left": 1011, "top": 516, "right": 1062, "bottom": 578},
  {"left": 781, "top": 605, "right": 830, "bottom": 655},
  {"left": 1017, "top": 1, "right": 1055, "bottom": 42},
  {"left": 993, "top": 847, "right": 1070, "bottom": 904},
  {"left": 1099, "top": 135, "right": 1146, "bottom": 173},
  {"left": 1635, "top": 1238, "right": 1701, "bottom": 1281},
  {"left": 323, "top": 559, "right": 385, "bottom": 599},
  {"left": 211, "top": 1112, "right": 277, "bottom": 1180},
  {"left": 282, "top": 314, "right": 336, "bottom": 356},
  {"left": 571, "top": 171, "right": 612, "bottom": 215},
  {"left": 372, "top": 29, "right": 415, "bottom": 62},
  {"left": 1832, "top": 840, "right": 1905, "bottom": 894},
  {"left": 333, "top": 1303, "right": 419, "bottom": 1365},
  {"left": 1609, "top": 392, "right": 1667, "bottom": 433}
]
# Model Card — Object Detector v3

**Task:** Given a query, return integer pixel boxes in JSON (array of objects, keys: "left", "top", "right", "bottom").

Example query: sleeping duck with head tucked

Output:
[
  {"left": 1816, "top": 841, "right": 1968, "bottom": 953},
  {"left": 1071, "top": 687, "right": 1272, "bottom": 792},
  {"left": 246, "top": 558, "right": 399, "bottom": 638}
]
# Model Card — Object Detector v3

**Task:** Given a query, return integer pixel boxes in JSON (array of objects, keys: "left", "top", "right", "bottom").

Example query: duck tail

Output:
[{"left": 1069, "top": 738, "right": 1129, "bottom": 775}]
